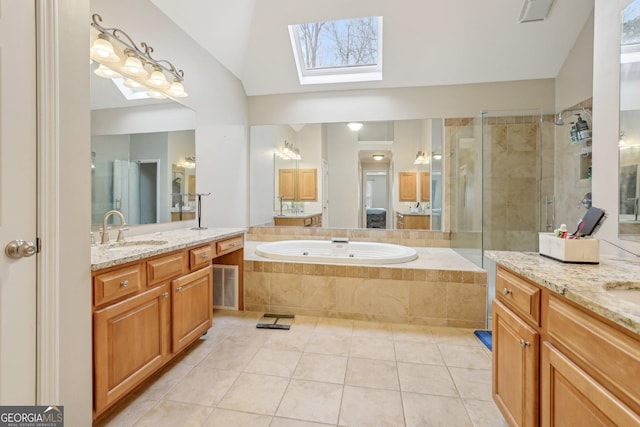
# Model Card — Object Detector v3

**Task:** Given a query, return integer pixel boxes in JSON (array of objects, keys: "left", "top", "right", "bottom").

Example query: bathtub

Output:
[{"left": 255, "top": 240, "right": 418, "bottom": 264}]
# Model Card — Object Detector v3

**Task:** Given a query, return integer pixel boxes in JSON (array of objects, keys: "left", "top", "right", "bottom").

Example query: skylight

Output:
[{"left": 288, "top": 16, "right": 383, "bottom": 85}]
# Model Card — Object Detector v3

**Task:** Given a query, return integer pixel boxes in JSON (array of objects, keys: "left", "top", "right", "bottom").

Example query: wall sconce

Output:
[
  {"left": 372, "top": 154, "right": 384, "bottom": 161},
  {"left": 90, "top": 14, "right": 188, "bottom": 99},
  {"left": 275, "top": 140, "right": 302, "bottom": 160},
  {"left": 413, "top": 150, "right": 429, "bottom": 165},
  {"left": 432, "top": 152, "right": 442, "bottom": 160},
  {"left": 182, "top": 156, "right": 196, "bottom": 168},
  {"left": 347, "top": 122, "right": 363, "bottom": 132}
]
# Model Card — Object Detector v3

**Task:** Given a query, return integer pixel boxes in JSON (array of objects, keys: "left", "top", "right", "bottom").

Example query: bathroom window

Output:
[{"left": 288, "top": 16, "right": 383, "bottom": 85}]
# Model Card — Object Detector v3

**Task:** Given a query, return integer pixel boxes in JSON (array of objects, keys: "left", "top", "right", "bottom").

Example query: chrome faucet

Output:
[{"left": 101, "top": 210, "right": 126, "bottom": 244}]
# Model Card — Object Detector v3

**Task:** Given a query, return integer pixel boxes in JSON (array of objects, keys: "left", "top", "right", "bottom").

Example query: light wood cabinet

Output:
[
  {"left": 94, "top": 284, "right": 170, "bottom": 413},
  {"left": 274, "top": 213, "right": 322, "bottom": 227},
  {"left": 278, "top": 168, "right": 317, "bottom": 201},
  {"left": 420, "top": 172, "right": 430, "bottom": 202},
  {"left": 493, "top": 265, "right": 640, "bottom": 427},
  {"left": 171, "top": 267, "right": 212, "bottom": 354},
  {"left": 92, "top": 234, "right": 244, "bottom": 420},
  {"left": 399, "top": 172, "right": 417, "bottom": 202},
  {"left": 396, "top": 213, "right": 430, "bottom": 229}
]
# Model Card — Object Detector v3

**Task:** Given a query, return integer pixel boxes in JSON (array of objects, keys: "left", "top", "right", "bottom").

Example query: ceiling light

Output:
[
  {"left": 432, "top": 153, "right": 442, "bottom": 160},
  {"left": 90, "top": 34, "right": 120, "bottom": 63},
  {"left": 347, "top": 122, "right": 363, "bottom": 132},
  {"left": 121, "top": 54, "right": 149, "bottom": 78},
  {"left": 94, "top": 64, "right": 121, "bottom": 79},
  {"left": 90, "top": 14, "right": 188, "bottom": 98},
  {"left": 372, "top": 154, "right": 384, "bottom": 161}
]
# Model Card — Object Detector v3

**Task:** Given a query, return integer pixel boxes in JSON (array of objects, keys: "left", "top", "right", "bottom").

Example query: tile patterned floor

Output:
[{"left": 95, "top": 311, "right": 508, "bottom": 427}]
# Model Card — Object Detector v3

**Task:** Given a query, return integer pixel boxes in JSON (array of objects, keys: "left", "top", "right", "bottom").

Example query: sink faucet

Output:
[{"left": 101, "top": 210, "right": 126, "bottom": 244}]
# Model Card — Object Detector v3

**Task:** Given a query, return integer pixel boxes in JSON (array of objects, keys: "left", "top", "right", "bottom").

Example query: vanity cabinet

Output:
[
  {"left": 92, "top": 234, "right": 244, "bottom": 420},
  {"left": 399, "top": 172, "right": 417, "bottom": 202},
  {"left": 420, "top": 172, "right": 430, "bottom": 202},
  {"left": 274, "top": 213, "right": 322, "bottom": 227},
  {"left": 396, "top": 212, "right": 430, "bottom": 229},
  {"left": 278, "top": 168, "right": 317, "bottom": 201},
  {"left": 493, "top": 265, "right": 640, "bottom": 427}
]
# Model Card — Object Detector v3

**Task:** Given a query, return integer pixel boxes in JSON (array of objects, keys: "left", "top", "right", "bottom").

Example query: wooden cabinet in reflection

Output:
[
  {"left": 171, "top": 211, "right": 195, "bottom": 221},
  {"left": 398, "top": 172, "right": 417, "bottom": 202},
  {"left": 278, "top": 168, "right": 317, "bottom": 201},
  {"left": 396, "top": 212, "right": 430, "bottom": 229},
  {"left": 420, "top": 172, "right": 430, "bottom": 202}
]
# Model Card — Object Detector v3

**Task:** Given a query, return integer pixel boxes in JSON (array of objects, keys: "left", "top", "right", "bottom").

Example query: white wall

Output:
[
  {"left": 91, "top": 103, "right": 195, "bottom": 136},
  {"left": 593, "top": 0, "right": 640, "bottom": 255}
]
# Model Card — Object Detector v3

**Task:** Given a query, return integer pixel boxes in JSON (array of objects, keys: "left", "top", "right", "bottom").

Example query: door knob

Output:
[{"left": 5, "top": 240, "right": 37, "bottom": 259}]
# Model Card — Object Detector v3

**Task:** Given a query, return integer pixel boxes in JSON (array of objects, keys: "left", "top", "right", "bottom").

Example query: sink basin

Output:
[
  {"left": 603, "top": 281, "right": 640, "bottom": 304},
  {"left": 103, "top": 240, "right": 169, "bottom": 249}
]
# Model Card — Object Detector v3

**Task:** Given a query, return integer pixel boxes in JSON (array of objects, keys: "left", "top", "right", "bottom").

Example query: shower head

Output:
[
  {"left": 554, "top": 113, "right": 564, "bottom": 126},
  {"left": 554, "top": 107, "right": 592, "bottom": 126}
]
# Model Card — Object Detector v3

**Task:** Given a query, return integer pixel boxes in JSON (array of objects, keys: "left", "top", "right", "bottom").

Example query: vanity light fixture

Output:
[
  {"left": 123, "top": 78, "right": 147, "bottom": 91},
  {"left": 413, "top": 150, "right": 428, "bottom": 165},
  {"left": 90, "top": 14, "right": 188, "bottom": 98},
  {"left": 182, "top": 156, "right": 196, "bottom": 168},
  {"left": 347, "top": 122, "right": 363, "bottom": 132},
  {"left": 372, "top": 154, "right": 384, "bottom": 161},
  {"left": 276, "top": 141, "right": 302, "bottom": 160}
]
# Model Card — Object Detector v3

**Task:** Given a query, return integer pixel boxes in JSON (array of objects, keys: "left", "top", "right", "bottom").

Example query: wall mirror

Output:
[
  {"left": 90, "top": 65, "right": 196, "bottom": 227},
  {"left": 619, "top": 0, "right": 640, "bottom": 241},
  {"left": 249, "top": 119, "right": 443, "bottom": 230}
]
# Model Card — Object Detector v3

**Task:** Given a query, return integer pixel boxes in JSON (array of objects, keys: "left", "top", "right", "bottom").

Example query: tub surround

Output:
[
  {"left": 245, "top": 241, "right": 487, "bottom": 328},
  {"left": 485, "top": 250, "right": 640, "bottom": 334},
  {"left": 91, "top": 227, "right": 247, "bottom": 270}
]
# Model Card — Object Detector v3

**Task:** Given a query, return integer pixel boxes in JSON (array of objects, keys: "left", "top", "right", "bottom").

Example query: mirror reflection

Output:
[
  {"left": 619, "top": 0, "right": 640, "bottom": 240},
  {"left": 250, "top": 119, "right": 443, "bottom": 230},
  {"left": 90, "top": 62, "right": 196, "bottom": 227}
]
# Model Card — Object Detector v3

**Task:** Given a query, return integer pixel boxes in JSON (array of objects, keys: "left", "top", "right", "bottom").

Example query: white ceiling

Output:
[{"left": 151, "top": 0, "right": 594, "bottom": 97}]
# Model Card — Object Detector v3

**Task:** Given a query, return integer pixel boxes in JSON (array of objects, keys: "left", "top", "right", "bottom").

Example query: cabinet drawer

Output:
[
  {"left": 496, "top": 266, "right": 541, "bottom": 326},
  {"left": 190, "top": 245, "right": 213, "bottom": 270},
  {"left": 147, "top": 252, "right": 188, "bottom": 286},
  {"left": 94, "top": 263, "right": 144, "bottom": 306},
  {"left": 546, "top": 294, "right": 640, "bottom": 413},
  {"left": 216, "top": 236, "right": 243, "bottom": 256}
]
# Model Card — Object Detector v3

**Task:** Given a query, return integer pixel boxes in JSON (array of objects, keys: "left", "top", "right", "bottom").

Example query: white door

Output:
[{"left": 0, "top": 0, "right": 37, "bottom": 404}]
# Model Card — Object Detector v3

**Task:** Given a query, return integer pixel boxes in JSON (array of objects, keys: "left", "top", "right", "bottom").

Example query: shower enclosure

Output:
[{"left": 448, "top": 110, "right": 555, "bottom": 319}]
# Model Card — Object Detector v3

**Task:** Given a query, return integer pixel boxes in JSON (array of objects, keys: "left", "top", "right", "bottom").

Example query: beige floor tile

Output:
[
  {"left": 352, "top": 320, "right": 393, "bottom": 338},
  {"left": 439, "top": 344, "right": 491, "bottom": 370},
  {"left": 201, "top": 408, "right": 272, "bottom": 427},
  {"left": 430, "top": 326, "right": 482, "bottom": 346},
  {"left": 394, "top": 340, "right": 445, "bottom": 365},
  {"left": 94, "top": 395, "right": 159, "bottom": 427},
  {"left": 163, "top": 365, "right": 239, "bottom": 406},
  {"left": 199, "top": 341, "right": 260, "bottom": 372},
  {"left": 270, "top": 417, "right": 334, "bottom": 427},
  {"left": 137, "top": 362, "right": 193, "bottom": 400},
  {"left": 463, "top": 399, "right": 509, "bottom": 427},
  {"left": 350, "top": 336, "right": 396, "bottom": 360},
  {"left": 339, "top": 385, "right": 404, "bottom": 427},
  {"left": 171, "top": 339, "right": 216, "bottom": 367},
  {"left": 276, "top": 379, "right": 343, "bottom": 424},
  {"left": 217, "top": 373, "right": 289, "bottom": 415},
  {"left": 293, "top": 353, "right": 348, "bottom": 384},
  {"left": 222, "top": 328, "right": 270, "bottom": 347},
  {"left": 314, "top": 317, "right": 354, "bottom": 335},
  {"left": 397, "top": 362, "right": 458, "bottom": 397},
  {"left": 449, "top": 367, "right": 492, "bottom": 401},
  {"left": 244, "top": 348, "right": 302, "bottom": 377},
  {"left": 263, "top": 330, "right": 313, "bottom": 352},
  {"left": 345, "top": 358, "right": 399, "bottom": 390},
  {"left": 132, "top": 400, "right": 213, "bottom": 427},
  {"left": 402, "top": 392, "right": 473, "bottom": 427},
  {"left": 305, "top": 333, "right": 351, "bottom": 356},
  {"left": 391, "top": 323, "right": 434, "bottom": 343}
]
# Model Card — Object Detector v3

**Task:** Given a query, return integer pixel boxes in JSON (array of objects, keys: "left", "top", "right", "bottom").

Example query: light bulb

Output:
[
  {"left": 147, "top": 69, "right": 170, "bottom": 89},
  {"left": 90, "top": 35, "right": 120, "bottom": 63},
  {"left": 147, "top": 89, "right": 166, "bottom": 99},
  {"left": 122, "top": 56, "right": 149, "bottom": 78},
  {"left": 347, "top": 122, "right": 363, "bottom": 131},
  {"left": 123, "top": 78, "right": 147, "bottom": 91},
  {"left": 168, "top": 80, "right": 188, "bottom": 98},
  {"left": 94, "top": 64, "right": 121, "bottom": 79}
]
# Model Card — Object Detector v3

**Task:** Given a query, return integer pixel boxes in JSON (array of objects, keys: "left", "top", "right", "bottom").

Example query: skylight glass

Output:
[{"left": 288, "top": 16, "right": 383, "bottom": 85}]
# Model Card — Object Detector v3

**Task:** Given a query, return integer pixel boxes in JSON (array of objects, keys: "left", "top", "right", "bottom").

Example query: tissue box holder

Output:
[{"left": 538, "top": 233, "right": 599, "bottom": 264}]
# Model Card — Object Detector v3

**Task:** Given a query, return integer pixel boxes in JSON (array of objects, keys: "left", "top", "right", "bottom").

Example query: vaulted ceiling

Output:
[{"left": 151, "top": 0, "right": 594, "bottom": 97}]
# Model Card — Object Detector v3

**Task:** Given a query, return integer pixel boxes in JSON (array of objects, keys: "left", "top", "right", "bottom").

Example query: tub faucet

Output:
[
  {"left": 101, "top": 210, "right": 126, "bottom": 244},
  {"left": 331, "top": 237, "right": 349, "bottom": 244}
]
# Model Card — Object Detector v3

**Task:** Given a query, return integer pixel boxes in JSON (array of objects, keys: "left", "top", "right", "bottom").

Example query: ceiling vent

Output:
[{"left": 519, "top": 0, "right": 555, "bottom": 23}]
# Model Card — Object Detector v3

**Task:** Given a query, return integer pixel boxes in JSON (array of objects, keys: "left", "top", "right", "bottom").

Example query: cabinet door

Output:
[
  {"left": 278, "top": 169, "right": 296, "bottom": 200},
  {"left": 420, "top": 172, "right": 430, "bottom": 202},
  {"left": 171, "top": 266, "right": 213, "bottom": 353},
  {"left": 541, "top": 342, "right": 640, "bottom": 427},
  {"left": 298, "top": 169, "right": 317, "bottom": 201},
  {"left": 493, "top": 300, "right": 540, "bottom": 427},
  {"left": 399, "top": 172, "right": 417, "bottom": 202},
  {"left": 94, "top": 284, "right": 170, "bottom": 414}
]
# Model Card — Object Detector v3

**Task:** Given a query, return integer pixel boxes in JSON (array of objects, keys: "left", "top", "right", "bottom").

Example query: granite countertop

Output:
[
  {"left": 397, "top": 211, "right": 431, "bottom": 216},
  {"left": 91, "top": 227, "right": 246, "bottom": 271},
  {"left": 485, "top": 250, "right": 640, "bottom": 335}
]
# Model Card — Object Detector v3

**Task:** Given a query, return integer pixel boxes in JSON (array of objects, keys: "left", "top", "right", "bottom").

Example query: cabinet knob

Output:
[
  {"left": 502, "top": 288, "right": 512, "bottom": 296},
  {"left": 162, "top": 292, "right": 169, "bottom": 298},
  {"left": 519, "top": 339, "right": 530, "bottom": 348},
  {"left": 120, "top": 280, "right": 129, "bottom": 288},
  {"left": 176, "top": 286, "right": 183, "bottom": 293}
]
